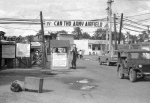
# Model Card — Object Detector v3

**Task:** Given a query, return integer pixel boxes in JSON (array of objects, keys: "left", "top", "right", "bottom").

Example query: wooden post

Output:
[
  {"left": 114, "top": 14, "right": 117, "bottom": 50},
  {"left": 118, "top": 13, "right": 123, "bottom": 44},
  {"left": 40, "top": 11, "right": 46, "bottom": 69},
  {"left": 0, "top": 35, "right": 2, "bottom": 69}
]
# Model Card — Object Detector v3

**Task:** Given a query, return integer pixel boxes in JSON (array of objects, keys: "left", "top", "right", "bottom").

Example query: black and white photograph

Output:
[{"left": 0, "top": 0, "right": 150, "bottom": 103}]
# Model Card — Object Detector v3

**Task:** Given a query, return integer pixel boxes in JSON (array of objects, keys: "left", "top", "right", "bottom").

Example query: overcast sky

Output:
[{"left": 1, "top": 0, "right": 150, "bottom": 36}]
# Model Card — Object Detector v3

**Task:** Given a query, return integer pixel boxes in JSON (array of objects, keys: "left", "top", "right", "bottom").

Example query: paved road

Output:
[{"left": 0, "top": 59, "right": 150, "bottom": 103}]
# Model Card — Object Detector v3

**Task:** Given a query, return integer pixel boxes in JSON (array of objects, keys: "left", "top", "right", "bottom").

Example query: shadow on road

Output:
[
  {"left": 136, "top": 77, "right": 150, "bottom": 82},
  {"left": 120, "top": 76, "right": 150, "bottom": 82},
  {"left": 76, "top": 66, "right": 86, "bottom": 69},
  {"left": 25, "top": 89, "right": 54, "bottom": 93}
]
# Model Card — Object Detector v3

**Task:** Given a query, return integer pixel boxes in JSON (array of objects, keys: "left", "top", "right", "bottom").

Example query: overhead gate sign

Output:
[{"left": 45, "top": 20, "right": 106, "bottom": 27}]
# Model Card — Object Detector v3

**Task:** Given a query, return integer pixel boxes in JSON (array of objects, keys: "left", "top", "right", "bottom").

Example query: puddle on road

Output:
[{"left": 65, "top": 78, "right": 97, "bottom": 91}]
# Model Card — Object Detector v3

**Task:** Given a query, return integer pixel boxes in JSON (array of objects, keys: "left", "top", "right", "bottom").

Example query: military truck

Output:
[{"left": 98, "top": 49, "right": 118, "bottom": 66}]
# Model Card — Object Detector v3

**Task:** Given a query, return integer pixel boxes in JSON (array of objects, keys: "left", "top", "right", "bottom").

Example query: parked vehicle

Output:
[
  {"left": 98, "top": 50, "right": 118, "bottom": 66},
  {"left": 117, "top": 49, "right": 150, "bottom": 82}
]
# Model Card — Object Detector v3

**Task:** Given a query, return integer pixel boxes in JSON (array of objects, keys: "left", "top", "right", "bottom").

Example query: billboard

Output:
[
  {"left": 2, "top": 45, "right": 15, "bottom": 58},
  {"left": 16, "top": 43, "right": 30, "bottom": 57}
]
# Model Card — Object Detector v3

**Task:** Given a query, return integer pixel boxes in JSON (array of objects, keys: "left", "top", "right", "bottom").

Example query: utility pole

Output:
[
  {"left": 0, "top": 34, "right": 1, "bottom": 69},
  {"left": 114, "top": 14, "right": 117, "bottom": 50},
  {"left": 118, "top": 13, "right": 123, "bottom": 44},
  {"left": 40, "top": 11, "right": 46, "bottom": 69},
  {"left": 105, "top": 16, "right": 109, "bottom": 50},
  {"left": 147, "top": 25, "right": 149, "bottom": 41},
  {"left": 107, "top": 0, "right": 113, "bottom": 51}
]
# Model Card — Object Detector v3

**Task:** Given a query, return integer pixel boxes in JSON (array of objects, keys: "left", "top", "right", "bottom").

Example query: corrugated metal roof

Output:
[
  {"left": 118, "top": 49, "right": 150, "bottom": 53},
  {"left": 88, "top": 40, "right": 108, "bottom": 44},
  {"left": 1, "top": 40, "right": 15, "bottom": 44},
  {"left": 31, "top": 42, "right": 41, "bottom": 48}
]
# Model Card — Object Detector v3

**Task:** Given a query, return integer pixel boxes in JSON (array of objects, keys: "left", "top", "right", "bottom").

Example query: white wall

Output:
[{"left": 74, "top": 40, "right": 89, "bottom": 55}]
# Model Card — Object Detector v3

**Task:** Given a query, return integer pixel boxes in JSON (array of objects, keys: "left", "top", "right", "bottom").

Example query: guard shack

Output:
[{"left": 50, "top": 40, "right": 70, "bottom": 70}]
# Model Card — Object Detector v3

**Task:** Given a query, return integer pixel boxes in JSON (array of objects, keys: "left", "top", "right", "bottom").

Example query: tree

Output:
[
  {"left": 93, "top": 28, "right": 106, "bottom": 40},
  {"left": 16, "top": 35, "right": 23, "bottom": 43},
  {"left": 112, "top": 31, "right": 125, "bottom": 42},
  {"left": 138, "top": 31, "right": 149, "bottom": 42},
  {"left": 0, "top": 31, "right": 5, "bottom": 40},
  {"left": 82, "top": 32, "right": 91, "bottom": 39},
  {"left": 57, "top": 30, "right": 68, "bottom": 34},
  {"left": 26, "top": 35, "right": 34, "bottom": 42},
  {"left": 11, "top": 36, "right": 17, "bottom": 41},
  {"left": 125, "top": 32, "right": 138, "bottom": 44},
  {"left": 48, "top": 32, "right": 57, "bottom": 40},
  {"left": 72, "top": 27, "right": 82, "bottom": 40}
]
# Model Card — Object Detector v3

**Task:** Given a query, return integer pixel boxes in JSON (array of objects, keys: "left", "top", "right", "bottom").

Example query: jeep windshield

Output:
[{"left": 130, "top": 52, "right": 150, "bottom": 59}]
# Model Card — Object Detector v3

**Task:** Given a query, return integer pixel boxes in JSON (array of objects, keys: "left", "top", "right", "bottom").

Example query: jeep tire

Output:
[
  {"left": 106, "top": 60, "right": 110, "bottom": 66},
  {"left": 99, "top": 59, "right": 102, "bottom": 65},
  {"left": 129, "top": 69, "right": 137, "bottom": 82},
  {"left": 118, "top": 65, "right": 124, "bottom": 79}
]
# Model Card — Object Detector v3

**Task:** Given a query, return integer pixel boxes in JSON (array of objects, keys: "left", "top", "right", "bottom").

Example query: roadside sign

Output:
[
  {"left": 16, "top": 43, "right": 30, "bottom": 57},
  {"left": 2, "top": 45, "right": 15, "bottom": 58},
  {"left": 52, "top": 53, "right": 67, "bottom": 67}
]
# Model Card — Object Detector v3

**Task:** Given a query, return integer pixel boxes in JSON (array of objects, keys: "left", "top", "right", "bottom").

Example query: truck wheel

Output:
[
  {"left": 106, "top": 60, "right": 110, "bottom": 66},
  {"left": 141, "top": 75, "right": 145, "bottom": 79},
  {"left": 129, "top": 69, "right": 137, "bottom": 82},
  {"left": 99, "top": 59, "right": 102, "bottom": 65},
  {"left": 118, "top": 65, "right": 124, "bottom": 79}
]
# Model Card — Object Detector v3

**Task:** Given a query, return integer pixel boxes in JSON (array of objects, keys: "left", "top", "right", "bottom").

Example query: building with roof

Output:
[{"left": 74, "top": 40, "right": 109, "bottom": 55}]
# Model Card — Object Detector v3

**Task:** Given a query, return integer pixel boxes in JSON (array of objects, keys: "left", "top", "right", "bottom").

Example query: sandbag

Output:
[{"left": 10, "top": 80, "right": 24, "bottom": 92}]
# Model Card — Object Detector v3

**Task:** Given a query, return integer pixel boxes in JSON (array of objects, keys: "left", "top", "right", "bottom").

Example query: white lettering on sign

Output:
[{"left": 45, "top": 21, "right": 104, "bottom": 27}]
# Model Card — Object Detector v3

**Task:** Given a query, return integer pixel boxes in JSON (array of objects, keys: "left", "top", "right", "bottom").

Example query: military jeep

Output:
[{"left": 117, "top": 49, "right": 150, "bottom": 82}]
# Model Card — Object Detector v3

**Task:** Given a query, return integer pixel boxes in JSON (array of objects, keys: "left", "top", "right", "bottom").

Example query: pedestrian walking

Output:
[
  {"left": 71, "top": 45, "right": 78, "bottom": 69},
  {"left": 78, "top": 50, "right": 83, "bottom": 59}
]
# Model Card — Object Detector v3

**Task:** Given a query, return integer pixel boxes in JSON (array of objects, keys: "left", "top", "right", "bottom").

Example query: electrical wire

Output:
[
  {"left": 123, "top": 27, "right": 142, "bottom": 33},
  {"left": 125, "top": 12, "right": 150, "bottom": 18},
  {"left": 123, "top": 23, "right": 147, "bottom": 31},
  {"left": 0, "top": 25, "right": 39, "bottom": 32},
  {"left": 0, "top": 18, "right": 107, "bottom": 22},
  {"left": 123, "top": 18, "right": 148, "bottom": 27},
  {"left": 137, "top": 18, "right": 150, "bottom": 22}
]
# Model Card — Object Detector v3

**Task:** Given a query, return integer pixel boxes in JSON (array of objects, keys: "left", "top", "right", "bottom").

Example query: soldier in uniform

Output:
[{"left": 71, "top": 45, "right": 78, "bottom": 69}]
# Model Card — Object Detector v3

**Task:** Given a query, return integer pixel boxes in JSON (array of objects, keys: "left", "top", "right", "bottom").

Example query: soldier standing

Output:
[{"left": 71, "top": 45, "right": 78, "bottom": 69}]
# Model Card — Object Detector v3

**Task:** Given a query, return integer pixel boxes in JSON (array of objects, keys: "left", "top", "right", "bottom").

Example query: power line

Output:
[
  {"left": 125, "top": 12, "right": 150, "bottom": 18},
  {"left": 0, "top": 25, "right": 39, "bottom": 32},
  {"left": 123, "top": 27, "right": 142, "bottom": 33},
  {"left": 137, "top": 17, "right": 150, "bottom": 22},
  {"left": 0, "top": 18, "right": 107, "bottom": 22},
  {"left": 123, "top": 23, "right": 147, "bottom": 31},
  {"left": 123, "top": 18, "right": 148, "bottom": 27},
  {"left": 0, "top": 21, "right": 40, "bottom": 25}
]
